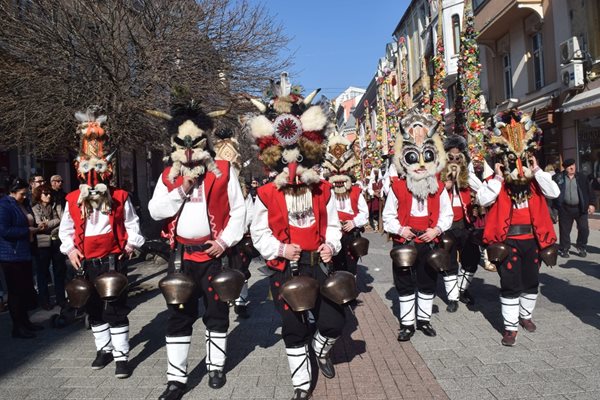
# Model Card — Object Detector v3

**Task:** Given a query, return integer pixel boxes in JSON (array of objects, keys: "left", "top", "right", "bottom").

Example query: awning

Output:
[{"left": 558, "top": 87, "right": 600, "bottom": 113}]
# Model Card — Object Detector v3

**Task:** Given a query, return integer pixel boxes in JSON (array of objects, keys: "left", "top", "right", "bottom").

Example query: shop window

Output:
[{"left": 503, "top": 53, "right": 513, "bottom": 99}]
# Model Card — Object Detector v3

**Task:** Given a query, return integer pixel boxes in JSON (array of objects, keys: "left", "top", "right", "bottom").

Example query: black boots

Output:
[
  {"left": 158, "top": 381, "right": 186, "bottom": 400},
  {"left": 91, "top": 351, "right": 113, "bottom": 370},
  {"left": 397, "top": 325, "right": 415, "bottom": 342},
  {"left": 316, "top": 355, "right": 335, "bottom": 379},
  {"left": 208, "top": 370, "right": 226, "bottom": 389}
]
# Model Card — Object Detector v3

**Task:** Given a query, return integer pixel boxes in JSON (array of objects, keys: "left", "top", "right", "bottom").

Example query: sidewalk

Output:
[{"left": 0, "top": 225, "right": 598, "bottom": 399}]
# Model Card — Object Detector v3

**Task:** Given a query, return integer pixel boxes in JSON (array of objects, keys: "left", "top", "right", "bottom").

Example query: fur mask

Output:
[
  {"left": 441, "top": 135, "right": 469, "bottom": 190},
  {"left": 393, "top": 110, "right": 446, "bottom": 200},
  {"left": 146, "top": 101, "right": 229, "bottom": 183},
  {"left": 486, "top": 109, "right": 541, "bottom": 203},
  {"left": 247, "top": 72, "right": 327, "bottom": 190},
  {"left": 73, "top": 108, "right": 115, "bottom": 217},
  {"left": 322, "top": 134, "right": 359, "bottom": 196}
]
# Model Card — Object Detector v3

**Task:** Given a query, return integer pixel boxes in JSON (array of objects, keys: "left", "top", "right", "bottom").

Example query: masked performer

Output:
[
  {"left": 440, "top": 135, "right": 481, "bottom": 311},
  {"left": 248, "top": 73, "right": 343, "bottom": 400},
  {"left": 147, "top": 102, "right": 245, "bottom": 399},
  {"left": 322, "top": 134, "right": 368, "bottom": 276},
  {"left": 59, "top": 109, "right": 145, "bottom": 379},
  {"left": 382, "top": 110, "right": 453, "bottom": 342},
  {"left": 477, "top": 109, "right": 559, "bottom": 346}
]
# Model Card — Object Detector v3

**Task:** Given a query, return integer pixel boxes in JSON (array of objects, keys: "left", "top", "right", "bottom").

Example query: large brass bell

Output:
[
  {"left": 349, "top": 237, "right": 369, "bottom": 258},
  {"left": 426, "top": 248, "right": 451, "bottom": 272},
  {"left": 279, "top": 275, "right": 320, "bottom": 312},
  {"left": 439, "top": 233, "right": 455, "bottom": 252},
  {"left": 539, "top": 245, "right": 558, "bottom": 267},
  {"left": 212, "top": 268, "right": 245, "bottom": 302},
  {"left": 487, "top": 243, "right": 510, "bottom": 265},
  {"left": 390, "top": 244, "right": 418, "bottom": 268},
  {"left": 321, "top": 270, "right": 358, "bottom": 305},
  {"left": 65, "top": 272, "right": 93, "bottom": 308},
  {"left": 159, "top": 254, "right": 196, "bottom": 305},
  {"left": 94, "top": 257, "right": 128, "bottom": 302}
]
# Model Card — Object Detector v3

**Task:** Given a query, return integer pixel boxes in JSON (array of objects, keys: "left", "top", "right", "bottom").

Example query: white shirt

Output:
[
  {"left": 148, "top": 165, "right": 245, "bottom": 248},
  {"left": 334, "top": 191, "right": 369, "bottom": 228},
  {"left": 477, "top": 169, "right": 560, "bottom": 209},
  {"left": 59, "top": 198, "right": 145, "bottom": 255},
  {"left": 250, "top": 191, "right": 342, "bottom": 260},
  {"left": 382, "top": 184, "right": 454, "bottom": 235}
]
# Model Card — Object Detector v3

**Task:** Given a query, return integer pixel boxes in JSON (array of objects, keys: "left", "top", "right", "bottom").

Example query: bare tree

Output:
[{"left": 0, "top": 0, "right": 290, "bottom": 156}]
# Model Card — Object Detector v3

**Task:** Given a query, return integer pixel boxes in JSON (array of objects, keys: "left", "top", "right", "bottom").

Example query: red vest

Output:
[
  {"left": 161, "top": 160, "right": 231, "bottom": 262},
  {"left": 390, "top": 177, "right": 444, "bottom": 244},
  {"left": 449, "top": 187, "right": 473, "bottom": 223},
  {"left": 483, "top": 181, "right": 557, "bottom": 249},
  {"left": 65, "top": 188, "right": 129, "bottom": 259},
  {"left": 257, "top": 180, "right": 332, "bottom": 271},
  {"left": 337, "top": 185, "right": 362, "bottom": 221}
]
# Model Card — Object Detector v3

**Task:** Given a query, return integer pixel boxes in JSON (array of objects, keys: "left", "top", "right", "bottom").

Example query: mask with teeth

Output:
[
  {"left": 247, "top": 72, "right": 328, "bottom": 189},
  {"left": 322, "top": 134, "right": 359, "bottom": 198}
]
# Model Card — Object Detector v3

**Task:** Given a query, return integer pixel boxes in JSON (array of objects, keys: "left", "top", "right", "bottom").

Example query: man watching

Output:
[
  {"left": 553, "top": 158, "right": 596, "bottom": 258},
  {"left": 50, "top": 175, "right": 66, "bottom": 208}
]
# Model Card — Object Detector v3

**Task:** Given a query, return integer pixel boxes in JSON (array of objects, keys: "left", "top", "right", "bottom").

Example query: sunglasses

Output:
[{"left": 447, "top": 154, "right": 464, "bottom": 162}]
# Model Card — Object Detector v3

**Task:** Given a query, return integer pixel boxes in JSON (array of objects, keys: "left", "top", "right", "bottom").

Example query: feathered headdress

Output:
[{"left": 247, "top": 72, "right": 328, "bottom": 189}]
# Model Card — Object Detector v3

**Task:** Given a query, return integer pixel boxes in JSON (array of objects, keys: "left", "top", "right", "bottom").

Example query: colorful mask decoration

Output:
[
  {"left": 322, "top": 134, "right": 359, "bottom": 197},
  {"left": 441, "top": 135, "right": 469, "bottom": 190},
  {"left": 73, "top": 108, "right": 115, "bottom": 216},
  {"left": 393, "top": 110, "right": 446, "bottom": 200},
  {"left": 247, "top": 72, "right": 328, "bottom": 189},
  {"left": 213, "top": 127, "right": 242, "bottom": 172},
  {"left": 146, "top": 101, "right": 229, "bottom": 183},
  {"left": 486, "top": 109, "right": 541, "bottom": 203}
]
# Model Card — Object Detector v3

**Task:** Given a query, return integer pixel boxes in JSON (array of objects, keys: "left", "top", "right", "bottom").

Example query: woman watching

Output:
[{"left": 0, "top": 178, "right": 44, "bottom": 338}]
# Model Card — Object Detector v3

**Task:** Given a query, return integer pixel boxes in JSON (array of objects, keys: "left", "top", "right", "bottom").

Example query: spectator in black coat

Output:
[{"left": 553, "top": 159, "right": 597, "bottom": 258}]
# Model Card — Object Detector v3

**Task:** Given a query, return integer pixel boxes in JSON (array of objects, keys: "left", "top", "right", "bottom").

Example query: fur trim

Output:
[
  {"left": 298, "top": 137, "right": 325, "bottom": 164},
  {"left": 300, "top": 168, "right": 321, "bottom": 186},
  {"left": 273, "top": 171, "right": 288, "bottom": 189},
  {"left": 178, "top": 120, "right": 203, "bottom": 139},
  {"left": 260, "top": 145, "right": 282, "bottom": 169},
  {"left": 282, "top": 148, "right": 300, "bottom": 164},
  {"left": 300, "top": 106, "right": 328, "bottom": 132},
  {"left": 327, "top": 135, "right": 350, "bottom": 147},
  {"left": 444, "top": 135, "right": 467, "bottom": 152},
  {"left": 249, "top": 115, "right": 275, "bottom": 139},
  {"left": 433, "top": 135, "right": 447, "bottom": 174}
]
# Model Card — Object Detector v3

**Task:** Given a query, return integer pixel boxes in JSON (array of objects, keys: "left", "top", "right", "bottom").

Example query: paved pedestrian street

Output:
[{"left": 0, "top": 227, "right": 599, "bottom": 399}]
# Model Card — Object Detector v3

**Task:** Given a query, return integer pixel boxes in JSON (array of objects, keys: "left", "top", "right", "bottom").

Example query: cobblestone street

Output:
[{"left": 0, "top": 226, "right": 599, "bottom": 399}]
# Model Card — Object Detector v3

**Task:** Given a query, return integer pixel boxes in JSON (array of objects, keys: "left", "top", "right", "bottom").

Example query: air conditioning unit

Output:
[
  {"left": 560, "top": 36, "right": 583, "bottom": 64},
  {"left": 561, "top": 61, "right": 585, "bottom": 88}
]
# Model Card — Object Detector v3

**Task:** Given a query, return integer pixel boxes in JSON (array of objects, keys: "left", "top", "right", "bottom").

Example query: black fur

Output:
[{"left": 167, "top": 102, "right": 214, "bottom": 136}]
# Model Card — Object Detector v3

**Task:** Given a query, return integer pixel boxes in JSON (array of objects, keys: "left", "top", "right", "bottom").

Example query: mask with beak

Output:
[
  {"left": 146, "top": 101, "right": 229, "bottom": 183},
  {"left": 322, "top": 134, "right": 359, "bottom": 198},
  {"left": 486, "top": 109, "right": 541, "bottom": 204},
  {"left": 73, "top": 108, "right": 115, "bottom": 216},
  {"left": 247, "top": 72, "right": 328, "bottom": 190},
  {"left": 393, "top": 110, "right": 446, "bottom": 200}
]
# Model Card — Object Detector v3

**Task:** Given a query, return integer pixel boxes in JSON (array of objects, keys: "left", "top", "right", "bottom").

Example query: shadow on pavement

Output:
[
  {"left": 540, "top": 273, "right": 600, "bottom": 330},
  {"left": 558, "top": 259, "right": 600, "bottom": 279}
]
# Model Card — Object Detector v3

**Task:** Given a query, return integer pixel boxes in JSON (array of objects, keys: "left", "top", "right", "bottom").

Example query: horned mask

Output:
[
  {"left": 247, "top": 72, "right": 328, "bottom": 189},
  {"left": 322, "top": 134, "right": 359, "bottom": 196},
  {"left": 486, "top": 109, "right": 541, "bottom": 203},
  {"left": 146, "top": 101, "right": 229, "bottom": 183},
  {"left": 73, "top": 108, "right": 115, "bottom": 216},
  {"left": 393, "top": 110, "right": 446, "bottom": 200}
]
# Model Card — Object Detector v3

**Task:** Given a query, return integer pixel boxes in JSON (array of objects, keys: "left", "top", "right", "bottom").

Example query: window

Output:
[
  {"left": 532, "top": 32, "right": 544, "bottom": 90},
  {"left": 452, "top": 14, "right": 461, "bottom": 55},
  {"left": 447, "top": 83, "right": 456, "bottom": 109},
  {"left": 503, "top": 53, "right": 513, "bottom": 99}
]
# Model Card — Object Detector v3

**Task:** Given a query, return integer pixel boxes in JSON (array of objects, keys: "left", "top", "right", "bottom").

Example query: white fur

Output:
[
  {"left": 282, "top": 148, "right": 301, "bottom": 164},
  {"left": 249, "top": 115, "right": 275, "bottom": 139},
  {"left": 327, "top": 135, "right": 350, "bottom": 147},
  {"left": 300, "top": 106, "right": 327, "bottom": 132},
  {"left": 178, "top": 120, "right": 203, "bottom": 139}
]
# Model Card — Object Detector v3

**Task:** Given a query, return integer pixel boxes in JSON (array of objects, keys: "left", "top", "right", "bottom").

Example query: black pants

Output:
[
  {"left": 36, "top": 241, "right": 67, "bottom": 305},
  {"left": 166, "top": 258, "right": 229, "bottom": 337},
  {"left": 392, "top": 242, "right": 437, "bottom": 296},
  {"left": 0, "top": 262, "right": 37, "bottom": 327},
  {"left": 496, "top": 238, "right": 539, "bottom": 298},
  {"left": 332, "top": 232, "right": 359, "bottom": 275},
  {"left": 84, "top": 258, "right": 130, "bottom": 327},
  {"left": 558, "top": 205, "right": 589, "bottom": 251},
  {"left": 447, "top": 227, "right": 481, "bottom": 274},
  {"left": 229, "top": 243, "right": 253, "bottom": 281},
  {"left": 270, "top": 262, "right": 346, "bottom": 348}
]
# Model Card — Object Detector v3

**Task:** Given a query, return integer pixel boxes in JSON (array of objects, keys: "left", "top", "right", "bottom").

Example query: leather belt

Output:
[
  {"left": 507, "top": 224, "right": 532, "bottom": 236},
  {"left": 298, "top": 251, "right": 321, "bottom": 266},
  {"left": 184, "top": 243, "right": 211, "bottom": 253},
  {"left": 84, "top": 254, "right": 116, "bottom": 268}
]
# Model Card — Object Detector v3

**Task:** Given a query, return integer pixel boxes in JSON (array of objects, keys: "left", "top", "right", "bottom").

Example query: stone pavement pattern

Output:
[{"left": 0, "top": 225, "right": 598, "bottom": 399}]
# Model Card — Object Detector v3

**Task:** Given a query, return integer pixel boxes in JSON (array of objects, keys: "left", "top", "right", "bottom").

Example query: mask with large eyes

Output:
[{"left": 400, "top": 142, "right": 440, "bottom": 181}]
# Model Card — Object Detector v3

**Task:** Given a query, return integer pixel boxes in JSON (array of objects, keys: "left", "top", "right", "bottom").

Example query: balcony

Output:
[{"left": 474, "top": 0, "right": 543, "bottom": 42}]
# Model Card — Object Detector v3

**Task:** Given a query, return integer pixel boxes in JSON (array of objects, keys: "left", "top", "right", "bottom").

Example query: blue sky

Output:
[{"left": 260, "top": 0, "right": 411, "bottom": 99}]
